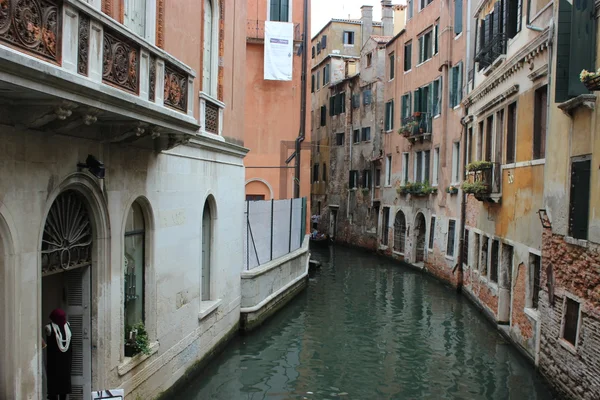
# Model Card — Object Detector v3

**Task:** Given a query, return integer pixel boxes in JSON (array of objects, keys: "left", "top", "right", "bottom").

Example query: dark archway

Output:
[{"left": 415, "top": 213, "right": 426, "bottom": 263}]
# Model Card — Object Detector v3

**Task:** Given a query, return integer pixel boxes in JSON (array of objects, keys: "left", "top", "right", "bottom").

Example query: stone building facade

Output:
[
  {"left": 538, "top": 0, "right": 600, "bottom": 397},
  {"left": 380, "top": 0, "right": 466, "bottom": 282},
  {"left": 461, "top": 0, "right": 553, "bottom": 361},
  {"left": 0, "top": 0, "right": 248, "bottom": 399},
  {"left": 244, "top": 0, "right": 312, "bottom": 203}
]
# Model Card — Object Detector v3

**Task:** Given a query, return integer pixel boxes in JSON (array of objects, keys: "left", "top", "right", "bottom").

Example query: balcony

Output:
[
  {"left": 246, "top": 20, "right": 302, "bottom": 43},
  {"left": 475, "top": 33, "right": 507, "bottom": 73},
  {"left": 462, "top": 161, "right": 501, "bottom": 203},
  {"left": 399, "top": 112, "right": 433, "bottom": 143},
  {"left": 0, "top": 0, "right": 198, "bottom": 151}
]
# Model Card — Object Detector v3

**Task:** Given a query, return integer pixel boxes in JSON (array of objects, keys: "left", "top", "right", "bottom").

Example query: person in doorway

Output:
[{"left": 44, "top": 309, "right": 72, "bottom": 400}]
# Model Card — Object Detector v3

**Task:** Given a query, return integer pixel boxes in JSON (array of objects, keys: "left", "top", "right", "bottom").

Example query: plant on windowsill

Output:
[
  {"left": 465, "top": 160, "right": 493, "bottom": 172},
  {"left": 580, "top": 69, "right": 600, "bottom": 91},
  {"left": 461, "top": 181, "right": 490, "bottom": 195},
  {"left": 398, "top": 181, "right": 436, "bottom": 196},
  {"left": 446, "top": 185, "right": 459, "bottom": 195},
  {"left": 124, "top": 322, "right": 151, "bottom": 358},
  {"left": 398, "top": 121, "right": 418, "bottom": 137}
]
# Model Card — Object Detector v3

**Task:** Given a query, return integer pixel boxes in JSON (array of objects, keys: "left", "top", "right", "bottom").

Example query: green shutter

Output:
[
  {"left": 330, "top": 96, "right": 335, "bottom": 116},
  {"left": 270, "top": 0, "right": 280, "bottom": 21},
  {"left": 434, "top": 24, "right": 439, "bottom": 53},
  {"left": 414, "top": 90, "right": 421, "bottom": 112},
  {"left": 555, "top": 0, "right": 572, "bottom": 102},
  {"left": 455, "top": 0, "right": 463, "bottom": 34},
  {"left": 457, "top": 62, "right": 463, "bottom": 104},
  {"left": 385, "top": 103, "right": 390, "bottom": 131},
  {"left": 391, "top": 101, "right": 394, "bottom": 130},
  {"left": 568, "top": 0, "right": 595, "bottom": 98}
]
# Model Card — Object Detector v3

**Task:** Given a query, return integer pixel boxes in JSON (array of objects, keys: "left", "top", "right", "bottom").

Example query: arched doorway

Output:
[
  {"left": 393, "top": 211, "right": 407, "bottom": 254},
  {"left": 414, "top": 213, "right": 426, "bottom": 263},
  {"left": 202, "top": 202, "right": 212, "bottom": 301},
  {"left": 41, "top": 190, "right": 93, "bottom": 399}
]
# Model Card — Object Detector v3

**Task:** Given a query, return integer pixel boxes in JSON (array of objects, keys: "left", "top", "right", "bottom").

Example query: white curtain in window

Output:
[{"left": 203, "top": 0, "right": 214, "bottom": 94}]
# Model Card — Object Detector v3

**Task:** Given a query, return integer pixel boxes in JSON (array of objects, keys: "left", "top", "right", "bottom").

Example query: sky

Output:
[{"left": 311, "top": 1, "right": 385, "bottom": 37}]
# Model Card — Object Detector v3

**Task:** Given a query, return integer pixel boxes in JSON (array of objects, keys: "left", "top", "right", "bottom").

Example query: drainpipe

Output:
[
  {"left": 456, "top": 110, "right": 469, "bottom": 293},
  {"left": 526, "top": 0, "right": 545, "bottom": 32},
  {"left": 294, "top": 0, "right": 309, "bottom": 199},
  {"left": 465, "top": 0, "right": 473, "bottom": 94}
]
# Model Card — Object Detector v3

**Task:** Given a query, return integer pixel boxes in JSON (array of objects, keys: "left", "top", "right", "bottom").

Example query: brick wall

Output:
[{"left": 539, "top": 229, "right": 600, "bottom": 399}]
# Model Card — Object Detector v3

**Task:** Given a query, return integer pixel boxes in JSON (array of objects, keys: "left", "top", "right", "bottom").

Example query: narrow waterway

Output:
[{"left": 176, "top": 246, "right": 556, "bottom": 400}]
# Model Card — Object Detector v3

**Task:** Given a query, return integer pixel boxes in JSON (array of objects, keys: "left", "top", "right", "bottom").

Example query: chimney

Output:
[
  {"left": 361, "top": 5, "right": 374, "bottom": 46},
  {"left": 381, "top": 1, "right": 394, "bottom": 37}
]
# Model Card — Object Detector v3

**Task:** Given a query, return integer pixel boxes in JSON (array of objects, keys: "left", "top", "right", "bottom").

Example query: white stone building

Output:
[{"left": 0, "top": 0, "right": 248, "bottom": 398}]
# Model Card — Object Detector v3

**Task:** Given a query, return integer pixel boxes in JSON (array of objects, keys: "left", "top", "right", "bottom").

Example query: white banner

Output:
[
  {"left": 264, "top": 21, "right": 294, "bottom": 81},
  {"left": 92, "top": 389, "right": 124, "bottom": 399}
]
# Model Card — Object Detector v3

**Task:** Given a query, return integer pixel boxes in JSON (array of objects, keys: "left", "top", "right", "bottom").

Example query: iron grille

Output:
[{"left": 205, "top": 101, "right": 219, "bottom": 134}]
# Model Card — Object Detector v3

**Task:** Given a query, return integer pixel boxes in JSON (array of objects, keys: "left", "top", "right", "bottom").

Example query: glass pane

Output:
[
  {"left": 124, "top": 234, "right": 144, "bottom": 327},
  {"left": 126, "top": 202, "right": 145, "bottom": 233}
]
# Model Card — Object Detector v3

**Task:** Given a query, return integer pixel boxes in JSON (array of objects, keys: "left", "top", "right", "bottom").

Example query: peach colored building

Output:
[{"left": 244, "top": 0, "right": 311, "bottom": 202}]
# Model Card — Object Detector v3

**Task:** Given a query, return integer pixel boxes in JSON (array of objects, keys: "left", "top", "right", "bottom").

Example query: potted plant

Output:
[
  {"left": 125, "top": 322, "right": 151, "bottom": 357},
  {"left": 461, "top": 181, "right": 490, "bottom": 195},
  {"left": 446, "top": 185, "right": 458, "bottom": 195},
  {"left": 466, "top": 160, "right": 493, "bottom": 172},
  {"left": 580, "top": 68, "right": 600, "bottom": 91}
]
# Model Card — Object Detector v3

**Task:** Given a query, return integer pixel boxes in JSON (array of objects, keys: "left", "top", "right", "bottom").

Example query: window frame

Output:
[
  {"left": 404, "top": 42, "right": 413, "bottom": 71},
  {"left": 202, "top": 0, "right": 220, "bottom": 97},
  {"left": 343, "top": 30, "right": 355, "bottom": 46},
  {"left": 385, "top": 100, "right": 394, "bottom": 132},
  {"left": 267, "top": 0, "right": 292, "bottom": 22},
  {"left": 560, "top": 295, "right": 582, "bottom": 349},
  {"left": 447, "top": 219, "right": 457, "bottom": 257},
  {"left": 451, "top": 141, "right": 461, "bottom": 184},
  {"left": 417, "top": 29, "right": 434, "bottom": 64},
  {"left": 428, "top": 216, "right": 436, "bottom": 250},
  {"left": 389, "top": 52, "right": 396, "bottom": 80},
  {"left": 402, "top": 153, "right": 410, "bottom": 185}
]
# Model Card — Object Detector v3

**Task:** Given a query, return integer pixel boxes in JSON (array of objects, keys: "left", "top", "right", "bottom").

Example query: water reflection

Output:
[{"left": 176, "top": 246, "right": 555, "bottom": 400}]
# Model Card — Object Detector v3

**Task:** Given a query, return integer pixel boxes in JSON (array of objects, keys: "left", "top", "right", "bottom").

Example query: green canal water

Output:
[{"left": 176, "top": 246, "right": 556, "bottom": 400}]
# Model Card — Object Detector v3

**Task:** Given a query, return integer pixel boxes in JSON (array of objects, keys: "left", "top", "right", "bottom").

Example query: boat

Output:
[{"left": 309, "top": 233, "right": 331, "bottom": 247}]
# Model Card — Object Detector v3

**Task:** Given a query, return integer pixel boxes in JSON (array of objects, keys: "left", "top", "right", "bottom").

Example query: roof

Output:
[{"left": 311, "top": 18, "right": 383, "bottom": 42}]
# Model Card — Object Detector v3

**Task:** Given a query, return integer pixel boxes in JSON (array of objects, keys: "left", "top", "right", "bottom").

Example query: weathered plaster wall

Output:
[{"left": 0, "top": 127, "right": 246, "bottom": 399}]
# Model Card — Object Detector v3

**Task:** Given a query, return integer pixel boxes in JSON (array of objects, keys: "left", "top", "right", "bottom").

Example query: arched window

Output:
[
  {"left": 394, "top": 211, "right": 406, "bottom": 253},
  {"left": 202, "top": 202, "right": 212, "bottom": 301},
  {"left": 203, "top": 0, "right": 218, "bottom": 96},
  {"left": 124, "top": 201, "right": 145, "bottom": 329}
]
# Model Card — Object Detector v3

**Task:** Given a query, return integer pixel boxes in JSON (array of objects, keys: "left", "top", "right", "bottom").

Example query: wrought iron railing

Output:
[
  {"left": 464, "top": 162, "right": 501, "bottom": 199},
  {"left": 246, "top": 20, "right": 302, "bottom": 42},
  {"left": 399, "top": 112, "right": 432, "bottom": 137},
  {"left": 475, "top": 33, "right": 507, "bottom": 69}
]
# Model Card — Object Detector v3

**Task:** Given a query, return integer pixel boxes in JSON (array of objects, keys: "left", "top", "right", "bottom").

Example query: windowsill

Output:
[
  {"left": 384, "top": 185, "right": 392, "bottom": 188},
  {"left": 501, "top": 159, "right": 546, "bottom": 169},
  {"left": 524, "top": 307, "right": 540, "bottom": 321},
  {"left": 393, "top": 251, "right": 405, "bottom": 256},
  {"left": 428, "top": 248, "right": 434, "bottom": 253},
  {"left": 453, "top": 105, "right": 461, "bottom": 110},
  {"left": 433, "top": 114, "right": 440, "bottom": 119},
  {"left": 350, "top": 187, "right": 358, "bottom": 191},
  {"left": 118, "top": 341, "right": 160, "bottom": 376},
  {"left": 454, "top": 32, "right": 463, "bottom": 40},
  {"left": 199, "top": 299, "right": 222, "bottom": 321},
  {"left": 557, "top": 94, "right": 596, "bottom": 115},
  {"left": 385, "top": 130, "right": 393, "bottom": 133},
  {"left": 404, "top": 69, "right": 412, "bottom": 74},
  {"left": 380, "top": 244, "right": 389, "bottom": 250},
  {"left": 416, "top": 58, "right": 432, "bottom": 68},
  {"left": 389, "top": 78, "right": 395, "bottom": 82},
  {"left": 344, "top": 44, "right": 355, "bottom": 47},
  {"left": 565, "top": 236, "right": 588, "bottom": 248},
  {"left": 558, "top": 338, "right": 578, "bottom": 355},
  {"left": 445, "top": 254, "right": 455, "bottom": 261}
]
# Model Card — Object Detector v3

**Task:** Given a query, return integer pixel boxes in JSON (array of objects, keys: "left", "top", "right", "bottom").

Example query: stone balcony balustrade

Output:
[{"left": 0, "top": 0, "right": 198, "bottom": 151}]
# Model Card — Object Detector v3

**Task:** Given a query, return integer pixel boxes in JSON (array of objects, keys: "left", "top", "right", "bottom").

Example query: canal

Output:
[{"left": 176, "top": 246, "right": 556, "bottom": 399}]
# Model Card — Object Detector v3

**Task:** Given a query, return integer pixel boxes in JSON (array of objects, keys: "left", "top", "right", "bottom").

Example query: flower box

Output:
[
  {"left": 446, "top": 186, "right": 458, "bottom": 195},
  {"left": 466, "top": 161, "right": 493, "bottom": 172},
  {"left": 581, "top": 69, "right": 600, "bottom": 91}
]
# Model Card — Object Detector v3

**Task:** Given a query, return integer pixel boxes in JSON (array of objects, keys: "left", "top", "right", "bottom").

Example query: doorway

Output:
[
  {"left": 202, "top": 202, "right": 212, "bottom": 301},
  {"left": 329, "top": 208, "right": 337, "bottom": 239},
  {"left": 415, "top": 213, "right": 426, "bottom": 263},
  {"left": 41, "top": 191, "right": 93, "bottom": 400}
]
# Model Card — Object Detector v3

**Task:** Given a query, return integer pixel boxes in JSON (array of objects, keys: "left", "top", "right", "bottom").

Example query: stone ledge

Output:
[
  {"left": 198, "top": 299, "right": 222, "bottom": 321},
  {"left": 557, "top": 94, "right": 596, "bottom": 116},
  {"left": 565, "top": 236, "right": 588, "bottom": 248},
  {"left": 242, "top": 235, "right": 309, "bottom": 279},
  {"left": 117, "top": 341, "right": 160, "bottom": 376}
]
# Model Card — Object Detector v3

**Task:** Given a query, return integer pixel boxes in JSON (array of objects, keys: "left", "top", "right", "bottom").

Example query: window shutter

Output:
[
  {"left": 311, "top": 75, "right": 315, "bottom": 93},
  {"left": 352, "top": 94, "right": 360, "bottom": 108},
  {"left": 414, "top": 90, "right": 421, "bottom": 112},
  {"left": 427, "top": 83, "right": 434, "bottom": 115},
  {"left": 434, "top": 24, "right": 439, "bottom": 53},
  {"left": 390, "top": 101, "right": 394, "bottom": 130},
  {"left": 364, "top": 90, "right": 372, "bottom": 105},
  {"left": 418, "top": 36, "right": 424, "bottom": 63},
  {"left": 568, "top": 0, "right": 596, "bottom": 98},
  {"left": 270, "top": 0, "right": 280, "bottom": 21},
  {"left": 341, "top": 93, "right": 346, "bottom": 113},
  {"left": 516, "top": 0, "right": 522, "bottom": 32},
  {"left": 312, "top": 46, "right": 315, "bottom": 58},
  {"left": 322, "top": 35, "right": 327, "bottom": 49},
  {"left": 457, "top": 63, "right": 463, "bottom": 103},
  {"left": 385, "top": 103, "right": 390, "bottom": 131},
  {"left": 555, "top": 0, "right": 572, "bottom": 102},
  {"left": 455, "top": 0, "right": 463, "bottom": 34},
  {"left": 330, "top": 96, "right": 335, "bottom": 116},
  {"left": 569, "top": 160, "right": 591, "bottom": 239}
]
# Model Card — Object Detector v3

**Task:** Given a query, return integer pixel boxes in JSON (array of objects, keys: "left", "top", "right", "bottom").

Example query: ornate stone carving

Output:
[
  {"left": 148, "top": 55, "right": 156, "bottom": 102},
  {"left": 204, "top": 100, "right": 219, "bottom": 134},
  {"left": 0, "top": 0, "right": 61, "bottom": 63},
  {"left": 78, "top": 13, "right": 89, "bottom": 75},
  {"left": 156, "top": 0, "right": 164, "bottom": 48},
  {"left": 41, "top": 190, "right": 92, "bottom": 276},
  {"left": 102, "top": 27, "right": 139, "bottom": 94},
  {"left": 164, "top": 63, "right": 187, "bottom": 112}
]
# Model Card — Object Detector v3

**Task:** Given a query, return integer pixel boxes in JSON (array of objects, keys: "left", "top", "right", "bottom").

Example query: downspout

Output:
[
  {"left": 294, "top": 0, "right": 309, "bottom": 198},
  {"left": 526, "top": 0, "right": 545, "bottom": 32},
  {"left": 348, "top": 78, "right": 355, "bottom": 220},
  {"left": 456, "top": 110, "right": 469, "bottom": 292},
  {"left": 465, "top": 0, "right": 473, "bottom": 94}
]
